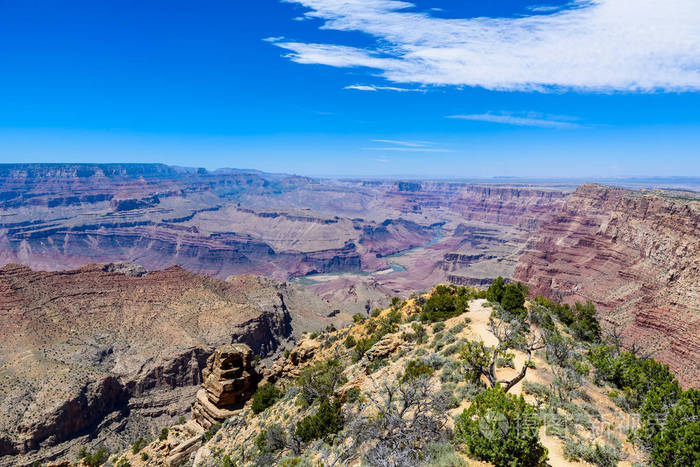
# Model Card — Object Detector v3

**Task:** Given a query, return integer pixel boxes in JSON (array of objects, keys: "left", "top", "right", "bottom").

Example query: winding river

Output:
[{"left": 291, "top": 228, "right": 443, "bottom": 285}]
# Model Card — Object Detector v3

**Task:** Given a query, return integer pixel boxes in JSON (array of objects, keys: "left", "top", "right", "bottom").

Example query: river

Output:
[{"left": 291, "top": 228, "right": 443, "bottom": 285}]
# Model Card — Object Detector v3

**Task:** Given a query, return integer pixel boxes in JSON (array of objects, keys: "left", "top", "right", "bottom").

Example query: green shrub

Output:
[
  {"left": 454, "top": 387, "right": 547, "bottom": 467},
  {"left": 371, "top": 309, "right": 382, "bottom": 318},
  {"left": 295, "top": 398, "right": 344, "bottom": 442},
  {"left": 401, "top": 359, "right": 434, "bottom": 382},
  {"left": 220, "top": 454, "right": 235, "bottom": 467},
  {"left": 346, "top": 387, "right": 362, "bottom": 404},
  {"left": 433, "top": 322, "right": 446, "bottom": 333},
  {"left": 534, "top": 296, "right": 600, "bottom": 342},
  {"left": 140, "top": 452, "right": 149, "bottom": 461},
  {"left": 640, "top": 386, "right": 700, "bottom": 466},
  {"left": 158, "top": 427, "right": 169, "bottom": 441},
  {"left": 563, "top": 440, "right": 619, "bottom": 467},
  {"left": 459, "top": 340, "right": 492, "bottom": 385},
  {"left": 500, "top": 283, "right": 526, "bottom": 318},
  {"left": 421, "top": 286, "right": 469, "bottom": 322},
  {"left": 353, "top": 337, "right": 375, "bottom": 362},
  {"left": 533, "top": 296, "right": 574, "bottom": 326},
  {"left": 495, "top": 356, "right": 515, "bottom": 368},
  {"left": 131, "top": 437, "right": 148, "bottom": 454},
  {"left": 432, "top": 331, "right": 456, "bottom": 352},
  {"left": 486, "top": 277, "right": 506, "bottom": 303},
  {"left": 177, "top": 415, "right": 186, "bottom": 424},
  {"left": 344, "top": 334, "right": 357, "bottom": 348},
  {"left": 588, "top": 344, "right": 676, "bottom": 408},
  {"left": 252, "top": 383, "right": 283, "bottom": 414},
  {"left": 403, "top": 322, "right": 427, "bottom": 343},
  {"left": 441, "top": 342, "right": 462, "bottom": 356},
  {"left": 352, "top": 313, "right": 366, "bottom": 323},
  {"left": 569, "top": 301, "right": 601, "bottom": 342},
  {"left": 78, "top": 447, "right": 109, "bottom": 467},
  {"left": 204, "top": 423, "right": 221, "bottom": 441}
]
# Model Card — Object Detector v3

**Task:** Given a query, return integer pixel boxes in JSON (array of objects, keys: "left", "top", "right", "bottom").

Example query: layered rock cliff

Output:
[
  {"left": 0, "top": 263, "right": 342, "bottom": 465},
  {"left": 515, "top": 184, "right": 700, "bottom": 387}
]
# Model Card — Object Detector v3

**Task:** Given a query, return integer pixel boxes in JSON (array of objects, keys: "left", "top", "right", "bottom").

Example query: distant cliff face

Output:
[
  {"left": 0, "top": 164, "right": 439, "bottom": 281},
  {"left": 515, "top": 184, "right": 700, "bottom": 387},
  {"left": 0, "top": 263, "right": 341, "bottom": 465}
]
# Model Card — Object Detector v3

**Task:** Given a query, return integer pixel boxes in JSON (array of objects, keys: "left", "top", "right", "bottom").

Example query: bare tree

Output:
[
  {"left": 338, "top": 376, "right": 453, "bottom": 467},
  {"left": 460, "top": 314, "right": 544, "bottom": 393}
]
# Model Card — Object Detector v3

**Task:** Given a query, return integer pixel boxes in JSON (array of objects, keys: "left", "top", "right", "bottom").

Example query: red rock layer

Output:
[
  {"left": 385, "top": 183, "right": 568, "bottom": 231},
  {"left": 515, "top": 184, "right": 700, "bottom": 387}
]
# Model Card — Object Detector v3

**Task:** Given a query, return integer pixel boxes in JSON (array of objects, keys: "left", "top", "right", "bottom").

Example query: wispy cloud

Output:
[
  {"left": 526, "top": 5, "right": 564, "bottom": 12},
  {"left": 447, "top": 112, "right": 583, "bottom": 129},
  {"left": 344, "top": 84, "right": 424, "bottom": 92},
  {"left": 372, "top": 139, "right": 437, "bottom": 147},
  {"left": 272, "top": 0, "right": 700, "bottom": 92},
  {"left": 363, "top": 138, "right": 452, "bottom": 152},
  {"left": 363, "top": 146, "right": 453, "bottom": 152}
]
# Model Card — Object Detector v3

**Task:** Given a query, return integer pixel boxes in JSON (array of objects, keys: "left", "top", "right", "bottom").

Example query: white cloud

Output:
[
  {"left": 447, "top": 112, "right": 583, "bottom": 128},
  {"left": 344, "top": 84, "right": 424, "bottom": 92},
  {"left": 273, "top": 0, "right": 700, "bottom": 92}
]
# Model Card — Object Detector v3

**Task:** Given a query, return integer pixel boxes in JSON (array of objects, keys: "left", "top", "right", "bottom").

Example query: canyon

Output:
[
  {"left": 0, "top": 262, "right": 342, "bottom": 465},
  {"left": 0, "top": 164, "right": 698, "bottom": 464}
]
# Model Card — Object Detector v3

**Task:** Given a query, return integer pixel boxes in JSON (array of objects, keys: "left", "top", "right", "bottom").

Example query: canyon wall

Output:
[
  {"left": 0, "top": 164, "right": 438, "bottom": 281},
  {"left": 515, "top": 184, "right": 700, "bottom": 387},
  {"left": 0, "top": 263, "right": 342, "bottom": 465}
]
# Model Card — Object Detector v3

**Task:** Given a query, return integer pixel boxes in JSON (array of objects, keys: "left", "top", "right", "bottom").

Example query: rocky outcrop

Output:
[
  {"left": 191, "top": 345, "right": 260, "bottom": 429},
  {"left": 0, "top": 263, "right": 341, "bottom": 466},
  {"left": 515, "top": 184, "right": 700, "bottom": 387}
]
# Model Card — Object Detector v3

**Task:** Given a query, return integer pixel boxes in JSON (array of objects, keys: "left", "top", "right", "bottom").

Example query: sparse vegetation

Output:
[
  {"left": 297, "top": 358, "right": 347, "bottom": 406},
  {"left": 106, "top": 280, "right": 695, "bottom": 467}
]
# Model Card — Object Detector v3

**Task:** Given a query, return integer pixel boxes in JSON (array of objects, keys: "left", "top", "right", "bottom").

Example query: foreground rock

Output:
[
  {"left": 0, "top": 264, "right": 342, "bottom": 466},
  {"left": 191, "top": 344, "right": 260, "bottom": 429}
]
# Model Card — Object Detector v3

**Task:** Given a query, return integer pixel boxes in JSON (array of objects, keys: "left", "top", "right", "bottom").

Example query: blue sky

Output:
[{"left": 1, "top": 0, "right": 699, "bottom": 178}]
